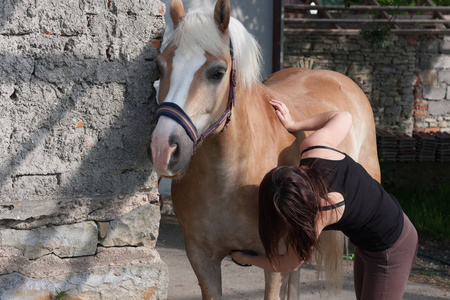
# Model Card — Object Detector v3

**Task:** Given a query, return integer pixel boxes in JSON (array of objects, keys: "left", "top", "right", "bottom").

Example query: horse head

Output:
[{"left": 149, "top": 0, "right": 261, "bottom": 178}]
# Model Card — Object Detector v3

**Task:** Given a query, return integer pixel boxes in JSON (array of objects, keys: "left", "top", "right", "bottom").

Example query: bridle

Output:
[{"left": 156, "top": 39, "right": 237, "bottom": 152}]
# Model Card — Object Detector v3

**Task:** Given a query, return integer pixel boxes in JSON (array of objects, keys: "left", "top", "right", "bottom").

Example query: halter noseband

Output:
[{"left": 156, "top": 40, "right": 237, "bottom": 152}]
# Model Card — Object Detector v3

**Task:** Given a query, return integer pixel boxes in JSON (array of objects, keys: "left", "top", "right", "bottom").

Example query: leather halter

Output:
[{"left": 156, "top": 40, "right": 237, "bottom": 152}]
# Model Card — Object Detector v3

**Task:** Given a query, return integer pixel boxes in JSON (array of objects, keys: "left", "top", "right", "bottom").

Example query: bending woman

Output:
[{"left": 231, "top": 99, "right": 418, "bottom": 300}]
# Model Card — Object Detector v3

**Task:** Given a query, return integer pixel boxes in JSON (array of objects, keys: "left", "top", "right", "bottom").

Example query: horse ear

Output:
[
  {"left": 170, "top": 0, "right": 185, "bottom": 28},
  {"left": 214, "top": 0, "right": 230, "bottom": 33}
]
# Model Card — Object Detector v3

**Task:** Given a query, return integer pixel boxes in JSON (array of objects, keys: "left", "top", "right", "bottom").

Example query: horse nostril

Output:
[
  {"left": 169, "top": 142, "right": 180, "bottom": 165},
  {"left": 168, "top": 134, "right": 183, "bottom": 166}
]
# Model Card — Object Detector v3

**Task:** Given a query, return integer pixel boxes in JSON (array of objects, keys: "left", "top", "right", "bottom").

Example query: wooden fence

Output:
[{"left": 284, "top": 0, "right": 450, "bottom": 35}]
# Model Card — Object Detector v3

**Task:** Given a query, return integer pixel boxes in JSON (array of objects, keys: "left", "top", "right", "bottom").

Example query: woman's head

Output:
[{"left": 258, "top": 165, "right": 328, "bottom": 265}]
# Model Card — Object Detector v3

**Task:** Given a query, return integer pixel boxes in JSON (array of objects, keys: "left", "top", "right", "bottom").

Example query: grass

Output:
[
  {"left": 54, "top": 289, "right": 70, "bottom": 300},
  {"left": 387, "top": 185, "right": 450, "bottom": 242}
]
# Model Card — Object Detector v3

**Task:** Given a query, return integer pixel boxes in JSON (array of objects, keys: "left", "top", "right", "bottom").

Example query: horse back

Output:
[{"left": 263, "top": 68, "right": 380, "bottom": 181}]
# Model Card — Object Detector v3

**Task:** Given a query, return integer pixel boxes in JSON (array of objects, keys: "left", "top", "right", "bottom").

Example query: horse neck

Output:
[
  {"left": 196, "top": 82, "right": 286, "bottom": 175},
  {"left": 230, "top": 83, "right": 273, "bottom": 142}
]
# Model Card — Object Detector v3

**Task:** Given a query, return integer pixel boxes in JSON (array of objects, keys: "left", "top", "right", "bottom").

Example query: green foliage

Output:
[
  {"left": 54, "top": 289, "right": 70, "bottom": 300},
  {"left": 429, "top": 0, "right": 450, "bottom": 5},
  {"left": 361, "top": 23, "right": 392, "bottom": 49},
  {"left": 391, "top": 186, "right": 450, "bottom": 241}
]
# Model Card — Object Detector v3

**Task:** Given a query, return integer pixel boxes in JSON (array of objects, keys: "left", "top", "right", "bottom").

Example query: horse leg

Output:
[
  {"left": 264, "top": 271, "right": 294, "bottom": 299},
  {"left": 287, "top": 269, "right": 300, "bottom": 299},
  {"left": 185, "top": 242, "right": 223, "bottom": 299}
]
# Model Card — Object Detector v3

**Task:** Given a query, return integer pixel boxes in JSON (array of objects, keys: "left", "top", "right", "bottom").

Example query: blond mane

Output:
[{"left": 169, "top": 7, "right": 262, "bottom": 89}]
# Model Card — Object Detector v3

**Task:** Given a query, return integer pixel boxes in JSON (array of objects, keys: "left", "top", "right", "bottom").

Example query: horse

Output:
[{"left": 149, "top": 0, "right": 380, "bottom": 298}]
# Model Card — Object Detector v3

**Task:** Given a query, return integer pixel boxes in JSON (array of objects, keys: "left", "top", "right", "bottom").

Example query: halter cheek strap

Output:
[{"left": 156, "top": 39, "right": 237, "bottom": 152}]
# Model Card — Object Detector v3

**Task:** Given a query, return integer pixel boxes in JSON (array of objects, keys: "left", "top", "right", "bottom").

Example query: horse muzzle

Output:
[{"left": 149, "top": 119, "right": 193, "bottom": 178}]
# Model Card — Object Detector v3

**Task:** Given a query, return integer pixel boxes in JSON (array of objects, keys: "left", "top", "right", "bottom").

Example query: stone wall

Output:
[
  {"left": 284, "top": 33, "right": 450, "bottom": 134},
  {"left": 0, "top": 0, "right": 168, "bottom": 299},
  {"left": 415, "top": 35, "right": 450, "bottom": 133}
]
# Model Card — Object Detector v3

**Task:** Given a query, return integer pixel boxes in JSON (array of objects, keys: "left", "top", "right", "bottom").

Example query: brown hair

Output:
[{"left": 258, "top": 165, "right": 331, "bottom": 266}]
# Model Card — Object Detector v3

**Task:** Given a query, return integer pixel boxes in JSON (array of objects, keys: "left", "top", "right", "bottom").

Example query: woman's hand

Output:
[
  {"left": 270, "top": 99, "right": 296, "bottom": 132},
  {"left": 230, "top": 249, "right": 303, "bottom": 272},
  {"left": 270, "top": 98, "right": 353, "bottom": 151},
  {"left": 230, "top": 250, "right": 255, "bottom": 266}
]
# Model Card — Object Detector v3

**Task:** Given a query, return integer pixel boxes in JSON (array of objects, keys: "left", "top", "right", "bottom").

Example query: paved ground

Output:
[{"left": 156, "top": 215, "right": 449, "bottom": 300}]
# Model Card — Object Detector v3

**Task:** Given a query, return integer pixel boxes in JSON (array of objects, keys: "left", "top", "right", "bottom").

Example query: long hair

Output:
[{"left": 258, "top": 165, "right": 332, "bottom": 267}]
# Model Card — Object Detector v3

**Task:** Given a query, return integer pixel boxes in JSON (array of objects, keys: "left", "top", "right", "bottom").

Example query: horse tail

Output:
[{"left": 315, "top": 230, "right": 346, "bottom": 292}]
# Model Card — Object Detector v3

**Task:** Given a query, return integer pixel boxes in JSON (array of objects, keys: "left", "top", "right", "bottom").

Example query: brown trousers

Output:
[{"left": 353, "top": 213, "right": 418, "bottom": 300}]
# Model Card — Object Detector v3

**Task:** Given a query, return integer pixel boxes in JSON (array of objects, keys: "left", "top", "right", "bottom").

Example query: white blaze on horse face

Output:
[
  {"left": 151, "top": 47, "right": 206, "bottom": 174},
  {"left": 167, "top": 47, "right": 207, "bottom": 107}
]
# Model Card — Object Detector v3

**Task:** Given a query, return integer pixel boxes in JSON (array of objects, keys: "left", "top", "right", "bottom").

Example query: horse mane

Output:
[{"left": 169, "top": 7, "right": 262, "bottom": 89}]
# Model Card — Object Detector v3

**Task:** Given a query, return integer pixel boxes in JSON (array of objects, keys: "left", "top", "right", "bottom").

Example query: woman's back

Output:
[{"left": 300, "top": 146, "right": 404, "bottom": 252}]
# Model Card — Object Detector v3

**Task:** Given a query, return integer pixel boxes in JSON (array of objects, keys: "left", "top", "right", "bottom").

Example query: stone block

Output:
[
  {"left": 439, "top": 120, "right": 448, "bottom": 128},
  {"left": 430, "top": 55, "right": 450, "bottom": 69},
  {"left": 37, "top": 1, "right": 85, "bottom": 36},
  {"left": 99, "top": 204, "right": 160, "bottom": 248},
  {"left": 334, "top": 64, "right": 348, "bottom": 74},
  {"left": 0, "top": 222, "right": 98, "bottom": 259},
  {"left": 421, "top": 70, "right": 438, "bottom": 86},
  {"left": 385, "top": 107, "right": 402, "bottom": 116},
  {"left": 0, "top": 1, "right": 37, "bottom": 35},
  {"left": 401, "top": 94, "right": 414, "bottom": 104},
  {"left": 438, "top": 70, "right": 450, "bottom": 84},
  {"left": 429, "top": 101, "right": 450, "bottom": 116},
  {"left": 0, "top": 247, "right": 168, "bottom": 300},
  {"left": 98, "top": 222, "right": 110, "bottom": 239},
  {"left": 419, "top": 38, "right": 440, "bottom": 53},
  {"left": 380, "top": 97, "right": 394, "bottom": 106},
  {"left": 11, "top": 174, "right": 60, "bottom": 199},
  {"left": 348, "top": 64, "right": 373, "bottom": 75},
  {"left": 440, "top": 36, "right": 450, "bottom": 54},
  {"left": 340, "top": 43, "right": 361, "bottom": 51},
  {"left": 0, "top": 192, "right": 159, "bottom": 230},
  {"left": 419, "top": 54, "right": 430, "bottom": 69},
  {"left": 423, "top": 87, "right": 446, "bottom": 100}
]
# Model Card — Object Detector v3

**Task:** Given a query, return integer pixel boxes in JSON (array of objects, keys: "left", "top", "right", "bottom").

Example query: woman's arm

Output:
[
  {"left": 270, "top": 99, "right": 352, "bottom": 151},
  {"left": 230, "top": 246, "right": 303, "bottom": 273}
]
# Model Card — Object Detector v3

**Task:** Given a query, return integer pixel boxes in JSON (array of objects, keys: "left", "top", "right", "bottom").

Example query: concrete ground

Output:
[{"left": 156, "top": 215, "right": 449, "bottom": 300}]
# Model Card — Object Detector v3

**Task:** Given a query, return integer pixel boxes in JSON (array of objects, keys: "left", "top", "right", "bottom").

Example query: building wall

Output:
[
  {"left": 284, "top": 33, "right": 450, "bottom": 134},
  {"left": 0, "top": 0, "right": 168, "bottom": 298}
]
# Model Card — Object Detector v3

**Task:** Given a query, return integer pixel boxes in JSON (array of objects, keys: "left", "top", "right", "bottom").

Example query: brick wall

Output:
[{"left": 284, "top": 33, "right": 450, "bottom": 134}]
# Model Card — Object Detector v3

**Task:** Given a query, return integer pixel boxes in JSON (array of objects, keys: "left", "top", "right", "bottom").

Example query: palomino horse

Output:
[{"left": 150, "top": 0, "right": 380, "bottom": 298}]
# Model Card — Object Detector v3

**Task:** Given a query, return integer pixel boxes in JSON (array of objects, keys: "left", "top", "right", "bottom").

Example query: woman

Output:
[{"left": 230, "top": 99, "right": 418, "bottom": 300}]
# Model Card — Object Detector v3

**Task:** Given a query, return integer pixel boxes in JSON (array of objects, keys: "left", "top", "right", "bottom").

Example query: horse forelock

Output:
[{"left": 169, "top": 7, "right": 262, "bottom": 89}]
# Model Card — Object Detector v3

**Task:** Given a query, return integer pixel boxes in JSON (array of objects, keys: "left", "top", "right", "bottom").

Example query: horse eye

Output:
[{"left": 210, "top": 69, "right": 226, "bottom": 81}]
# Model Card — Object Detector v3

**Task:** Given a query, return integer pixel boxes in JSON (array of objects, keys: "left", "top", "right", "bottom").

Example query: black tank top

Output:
[{"left": 300, "top": 146, "right": 404, "bottom": 251}]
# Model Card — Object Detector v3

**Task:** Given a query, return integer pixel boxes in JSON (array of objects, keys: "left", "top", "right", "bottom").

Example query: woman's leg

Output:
[
  {"left": 383, "top": 214, "right": 418, "bottom": 299},
  {"left": 357, "top": 214, "right": 418, "bottom": 300},
  {"left": 353, "top": 247, "right": 364, "bottom": 300}
]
